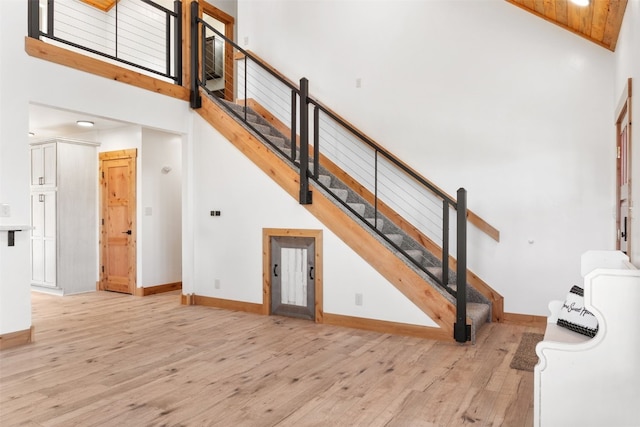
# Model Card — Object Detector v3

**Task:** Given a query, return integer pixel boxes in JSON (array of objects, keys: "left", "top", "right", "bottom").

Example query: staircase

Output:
[{"left": 215, "top": 96, "right": 492, "bottom": 343}]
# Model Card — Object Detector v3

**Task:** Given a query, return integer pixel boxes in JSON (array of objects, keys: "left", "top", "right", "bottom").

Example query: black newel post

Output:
[
  {"left": 27, "top": 0, "right": 40, "bottom": 39},
  {"left": 299, "top": 77, "right": 312, "bottom": 205},
  {"left": 174, "top": 1, "right": 183, "bottom": 86},
  {"left": 189, "top": 1, "right": 201, "bottom": 109}
]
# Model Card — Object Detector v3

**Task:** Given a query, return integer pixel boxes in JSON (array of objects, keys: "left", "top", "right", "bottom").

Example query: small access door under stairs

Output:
[{"left": 264, "top": 229, "right": 323, "bottom": 322}]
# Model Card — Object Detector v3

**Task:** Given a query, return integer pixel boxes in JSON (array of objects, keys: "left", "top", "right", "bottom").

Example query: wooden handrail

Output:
[{"left": 235, "top": 50, "right": 500, "bottom": 242}]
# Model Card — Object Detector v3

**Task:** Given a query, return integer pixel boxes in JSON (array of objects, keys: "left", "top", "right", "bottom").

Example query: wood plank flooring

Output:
[{"left": 0, "top": 291, "right": 543, "bottom": 426}]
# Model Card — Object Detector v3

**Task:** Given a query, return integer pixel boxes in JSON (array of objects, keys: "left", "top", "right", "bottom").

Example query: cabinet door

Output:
[
  {"left": 31, "top": 193, "right": 44, "bottom": 284},
  {"left": 43, "top": 192, "right": 56, "bottom": 286},
  {"left": 43, "top": 144, "right": 57, "bottom": 186},
  {"left": 31, "top": 146, "right": 43, "bottom": 186},
  {"left": 30, "top": 143, "right": 57, "bottom": 187},
  {"left": 31, "top": 191, "right": 56, "bottom": 287}
]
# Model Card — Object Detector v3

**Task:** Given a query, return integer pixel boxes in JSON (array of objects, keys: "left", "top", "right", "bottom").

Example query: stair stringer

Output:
[
  {"left": 196, "top": 94, "right": 458, "bottom": 342},
  {"left": 244, "top": 98, "right": 504, "bottom": 323},
  {"left": 317, "top": 153, "right": 504, "bottom": 322}
]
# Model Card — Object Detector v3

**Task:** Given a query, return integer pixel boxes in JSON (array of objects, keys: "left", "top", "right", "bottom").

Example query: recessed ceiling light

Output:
[
  {"left": 570, "top": 0, "right": 589, "bottom": 6},
  {"left": 76, "top": 120, "right": 94, "bottom": 127}
]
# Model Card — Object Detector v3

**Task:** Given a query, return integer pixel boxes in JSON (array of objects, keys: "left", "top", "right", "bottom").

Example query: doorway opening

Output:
[
  {"left": 100, "top": 149, "right": 137, "bottom": 294},
  {"left": 201, "top": 2, "right": 235, "bottom": 101},
  {"left": 263, "top": 229, "right": 323, "bottom": 322},
  {"left": 616, "top": 78, "right": 633, "bottom": 256}
]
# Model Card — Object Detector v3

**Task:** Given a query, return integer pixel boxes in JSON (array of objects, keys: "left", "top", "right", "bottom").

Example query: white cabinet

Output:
[
  {"left": 30, "top": 142, "right": 57, "bottom": 186},
  {"left": 534, "top": 251, "right": 640, "bottom": 427},
  {"left": 31, "top": 191, "right": 56, "bottom": 287},
  {"left": 30, "top": 139, "right": 99, "bottom": 295}
]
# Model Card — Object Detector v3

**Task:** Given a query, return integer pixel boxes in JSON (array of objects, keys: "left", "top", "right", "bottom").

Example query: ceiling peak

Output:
[{"left": 505, "top": 0, "right": 628, "bottom": 51}]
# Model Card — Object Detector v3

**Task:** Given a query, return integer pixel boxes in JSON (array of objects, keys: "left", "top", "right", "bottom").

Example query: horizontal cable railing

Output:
[
  {"left": 313, "top": 106, "right": 454, "bottom": 246},
  {"left": 27, "top": 0, "right": 182, "bottom": 84},
  {"left": 192, "top": 7, "right": 306, "bottom": 182}
]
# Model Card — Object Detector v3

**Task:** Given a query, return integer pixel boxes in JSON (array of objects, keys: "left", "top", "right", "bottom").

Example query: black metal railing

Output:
[
  {"left": 27, "top": 0, "right": 182, "bottom": 84},
  {"left": 190, "top": 1, "right": 469, "bottom": 342},
  {"left": 307, "top": 97, "right": 469, "bottom": 342}
]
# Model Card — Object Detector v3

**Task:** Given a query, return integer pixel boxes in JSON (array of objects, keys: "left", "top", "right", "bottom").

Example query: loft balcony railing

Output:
[
  {"left": 27, "top": 0, "right": 182, "bottom": 84},
  {"left": 190, "top": 2, "right": 471, "bottom": 343}
]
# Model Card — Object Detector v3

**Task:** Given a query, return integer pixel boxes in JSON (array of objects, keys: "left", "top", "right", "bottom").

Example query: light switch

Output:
[
  {"left": 355, "top": 293, "right": 363, "bottom": 306},
  {"left": 145, "top": 207, "right": 152, "bottom": 216},
  {"left": 0, "top": 204, "right": 10, "bottom": 218}
]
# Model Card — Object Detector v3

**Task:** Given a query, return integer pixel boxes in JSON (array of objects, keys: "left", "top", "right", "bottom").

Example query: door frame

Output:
[
  {"left": 615, "top": 78, "right": 633, "bottom": 255},
  {"left": 263, "top": 228, "right": 323, "bottom": 323},
  {"left": 99, "top": 149, "right": 137, "bottom": 294}
]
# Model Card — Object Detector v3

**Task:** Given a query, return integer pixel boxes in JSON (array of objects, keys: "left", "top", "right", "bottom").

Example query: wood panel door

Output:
[
  {"left": 100, "top": 149, "right": 137, "bottom": 294},
  {"left": 616, "top": 79, "right": 632, "bottom": 255}
]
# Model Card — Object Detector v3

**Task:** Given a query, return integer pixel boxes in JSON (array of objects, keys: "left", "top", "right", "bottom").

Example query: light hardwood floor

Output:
[{"left": 0, "top": 291, "right": 543, "bottom": 426}]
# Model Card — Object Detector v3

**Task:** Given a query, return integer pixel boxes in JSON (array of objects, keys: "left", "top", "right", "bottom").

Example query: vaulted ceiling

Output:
[{"left": 505, "top": 0, "right": 628, "bottom": 51}]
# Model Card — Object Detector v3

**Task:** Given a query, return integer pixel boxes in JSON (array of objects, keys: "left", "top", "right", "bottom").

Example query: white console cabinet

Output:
[
  {"left": 30, "top": 139, "right": 99, "bottom": 295},
  {"left": 534, "top": 251, "right": 640, "bottom": 426}
]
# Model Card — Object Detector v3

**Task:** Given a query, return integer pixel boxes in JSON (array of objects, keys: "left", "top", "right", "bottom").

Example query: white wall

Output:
[
  {"left": 615, "top": 0, "right": 640, "bottom": 266},
  {"left": 192, "top": 114, "right": 437, "bottom": 326},
  {"left": 141, "top": 128, "right": 182, "bottom": 287},
  {"left": 0, "top": 0, "right": 35, "bottom": 335},
  {"left": 238, "top": 0, "right": 617, "bottom": 315}
]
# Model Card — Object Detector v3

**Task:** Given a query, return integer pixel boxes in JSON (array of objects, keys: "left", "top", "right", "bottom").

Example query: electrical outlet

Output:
[
  {"left": 355, "top": 78, "right": 362, "bottom": 88},
  {"left": 0, "top": 204, "right": 10, "bottom": 218},
  {"left": 355, "top": 293, "right": 363, "bottom": 306},
  {"left": 214, "top": 279, "right": 221, "bottom": 289}
]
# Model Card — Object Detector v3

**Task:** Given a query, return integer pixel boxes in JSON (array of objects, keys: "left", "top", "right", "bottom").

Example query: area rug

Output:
[{"left": 510, "top": 332, "right": 544, "bottom": 372}]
